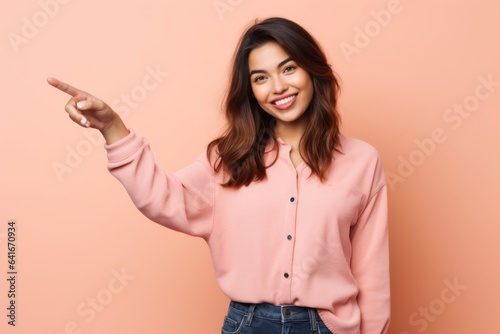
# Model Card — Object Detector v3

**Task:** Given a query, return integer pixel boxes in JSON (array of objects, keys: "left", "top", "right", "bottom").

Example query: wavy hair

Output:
[{"left": 208, "top": 17, "right": 341, "bottom": 187}]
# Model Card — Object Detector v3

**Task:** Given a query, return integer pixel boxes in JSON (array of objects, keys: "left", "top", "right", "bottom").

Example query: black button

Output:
[
  {"left": 284, "top": 272, "right": 289, "bottom": 278},
  {"left": 290, "top": 197, "right": 295, "bottom": 202},
  {"left": 287, "top": 235, "right": 292, "bottom": 240}
]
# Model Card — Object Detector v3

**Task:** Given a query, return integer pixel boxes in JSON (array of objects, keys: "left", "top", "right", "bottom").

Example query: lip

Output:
[{"left": 270, "top": 93, "right": 297, "bottom": 111}]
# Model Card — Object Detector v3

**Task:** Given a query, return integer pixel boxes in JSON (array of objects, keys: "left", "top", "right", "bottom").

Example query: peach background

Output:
[{"left": 1, "top": 0, "right": 499, "bottom": 333}]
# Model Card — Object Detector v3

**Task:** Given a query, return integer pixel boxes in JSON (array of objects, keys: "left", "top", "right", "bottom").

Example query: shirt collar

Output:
[
  {"left": 335, "top": 134, "right": 345, "bottom": 155},
  {"left": 275, "top": 136, "right": 345, "bottom": 155}
]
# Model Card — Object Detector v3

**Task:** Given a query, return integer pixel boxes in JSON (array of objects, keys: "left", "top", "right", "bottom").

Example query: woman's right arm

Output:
[
  {"left": 48, "top": 77, "right": 215, "bottom": 238},
  {"left": 106, "top": 131, "right": 215, "bottom": 238}
]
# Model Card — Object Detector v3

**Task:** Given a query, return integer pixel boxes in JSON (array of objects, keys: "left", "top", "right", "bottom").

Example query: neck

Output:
[{"left": 274, "top": 116, "right": 308, "bottom": 147}]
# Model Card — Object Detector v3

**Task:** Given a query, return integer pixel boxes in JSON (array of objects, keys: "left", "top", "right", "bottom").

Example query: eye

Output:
[
  {"left": 253, "top": 75, "right": 266, "bottom": 83},
  {"left": 283, "top": 66, "right": 296, "bottom": 73}
]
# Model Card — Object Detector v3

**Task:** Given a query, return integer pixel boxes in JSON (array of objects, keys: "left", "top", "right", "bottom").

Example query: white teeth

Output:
[{"left": 274, "top": 95, "right": 296, "bottom": 106}]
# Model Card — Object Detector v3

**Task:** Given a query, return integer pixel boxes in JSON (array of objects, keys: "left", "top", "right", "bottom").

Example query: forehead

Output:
[{"left": 248, "top": 41, "right": 290, "bottom": 71}]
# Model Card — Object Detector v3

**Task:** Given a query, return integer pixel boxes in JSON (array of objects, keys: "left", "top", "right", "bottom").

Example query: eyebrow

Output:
[{"left": 249, "top": 57, "right": 293, "bottom": 76}]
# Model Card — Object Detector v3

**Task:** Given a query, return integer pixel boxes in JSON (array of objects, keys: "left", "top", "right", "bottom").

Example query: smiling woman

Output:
[
  {"left": 209, "top": 18, "right": 343, "bottom": 189},
  {"left": 248, "top": 42, "right": 314, "bottom": 166},
  {"left": 48, "top": 17, "right": 390, "bottom": 334}
]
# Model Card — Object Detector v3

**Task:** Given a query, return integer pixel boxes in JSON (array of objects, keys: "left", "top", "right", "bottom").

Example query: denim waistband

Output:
[{"left": 229, "top": 300, "right": 321, "bottom": 322}]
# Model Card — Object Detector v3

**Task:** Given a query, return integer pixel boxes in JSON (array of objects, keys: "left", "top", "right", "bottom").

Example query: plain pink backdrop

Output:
[{"left": 1, "top": 0, "right": 499, "bottom": 333}]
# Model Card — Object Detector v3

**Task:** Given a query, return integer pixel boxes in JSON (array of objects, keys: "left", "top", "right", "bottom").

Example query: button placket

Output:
[
  {"left": 279, "top": 143, "right": 299, "bottom": 301},
  {"left": 287, "top": 196, "right": 295, "bottom": 241},
  {"left": 283, "top": 190, "right": 297, "bottom": 284}
]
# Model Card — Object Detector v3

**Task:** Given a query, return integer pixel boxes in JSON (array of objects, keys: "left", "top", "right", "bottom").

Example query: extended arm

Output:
[{"left": 48, "top": 77, "right": 214, "bottom": 238}]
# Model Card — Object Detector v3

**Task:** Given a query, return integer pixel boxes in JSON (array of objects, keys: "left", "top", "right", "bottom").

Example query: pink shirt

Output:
[{"left": 105, "top": 129, "right": 390, "bottom": 334}]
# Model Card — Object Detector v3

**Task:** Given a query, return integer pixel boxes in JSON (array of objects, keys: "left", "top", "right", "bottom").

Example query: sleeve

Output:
[
  {"left": 104, "top": 129, "right": 215, "bottom": 239},
  {"left": 350, "top": 155, "right": 391, "bottom": 334}
]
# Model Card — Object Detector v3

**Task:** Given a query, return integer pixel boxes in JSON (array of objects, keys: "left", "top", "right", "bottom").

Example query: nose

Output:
[{"left": 272, "top": 76, "right": 288, "bottom": 94}]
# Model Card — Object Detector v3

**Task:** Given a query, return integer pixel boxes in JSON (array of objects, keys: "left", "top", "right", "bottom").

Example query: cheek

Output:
[
  {"left": 251, "top": 85, "right": 269, "bottom": 104},
  {"left": 293, "top": 73, "right": 313, "bottom": 91},
  {"left": 299, "top": 76, "right": 314, "bottom": 102}
]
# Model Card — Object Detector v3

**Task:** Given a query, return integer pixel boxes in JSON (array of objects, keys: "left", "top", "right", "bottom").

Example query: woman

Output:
[{"left": 48, "top": 17, "right": 390, "bottom": 334}]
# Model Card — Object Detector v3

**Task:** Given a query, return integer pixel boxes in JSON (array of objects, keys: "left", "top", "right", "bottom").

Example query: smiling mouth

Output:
[{"left": 272, "top": 94, "right": 297, "bottom": 106}]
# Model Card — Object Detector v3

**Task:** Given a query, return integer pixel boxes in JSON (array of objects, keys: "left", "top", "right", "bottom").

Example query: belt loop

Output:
[
  {"left": 245, "top": 304, "right": 256, "bottom": 326},
  {"left": 309, "top": 308, "right": 318, "bottom": 331}
]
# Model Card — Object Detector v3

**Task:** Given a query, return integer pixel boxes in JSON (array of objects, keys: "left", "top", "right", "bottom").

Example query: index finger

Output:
[{"left": 47, "top": 77, "right": 85, "bottom": 98}]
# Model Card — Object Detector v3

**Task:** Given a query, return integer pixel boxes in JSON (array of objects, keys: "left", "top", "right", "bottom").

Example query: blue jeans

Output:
[{"left": 221, "top": 301, "right": 333, "bottom": 334}]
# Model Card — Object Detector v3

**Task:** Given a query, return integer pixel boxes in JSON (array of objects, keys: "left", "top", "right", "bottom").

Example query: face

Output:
[{"left": 248, "top": 41, "right": 314, "bottom": 132}]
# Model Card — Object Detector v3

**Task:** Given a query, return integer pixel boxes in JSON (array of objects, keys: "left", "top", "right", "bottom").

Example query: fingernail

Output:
[
  {"left": 77, "top": 101, "right": 86, "bottom": 109},
  {"left": 80, "top": 117, "right": 87, "bottom": 126}
]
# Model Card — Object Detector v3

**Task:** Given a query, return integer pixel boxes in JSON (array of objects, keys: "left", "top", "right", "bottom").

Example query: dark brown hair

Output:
[{"left": 208, "top": 17, "right": 341, "bottom": 187}]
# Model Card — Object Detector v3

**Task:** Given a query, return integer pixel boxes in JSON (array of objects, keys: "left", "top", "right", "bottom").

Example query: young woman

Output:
[{"left": 48, "top": 17, "right": 390, "bottom": 334}]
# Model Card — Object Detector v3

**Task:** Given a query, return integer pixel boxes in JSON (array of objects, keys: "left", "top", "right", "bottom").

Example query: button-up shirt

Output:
[{"left": 106, "top": 129, "right": 390, "bottom": 334}]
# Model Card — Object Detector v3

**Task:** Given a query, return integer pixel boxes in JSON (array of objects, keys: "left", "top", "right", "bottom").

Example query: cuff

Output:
[{"left": 105, "top": 129, "right": 144, "bottom": 163}]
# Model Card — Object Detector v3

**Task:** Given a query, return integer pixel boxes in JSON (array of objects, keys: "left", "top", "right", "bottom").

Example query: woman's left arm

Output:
[{"left": 350, "top": 159, "right": 391, "bottom": 334}]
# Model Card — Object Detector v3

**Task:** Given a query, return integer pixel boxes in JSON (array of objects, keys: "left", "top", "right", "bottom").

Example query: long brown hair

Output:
[{"left": 208, "top": 17, "right": 341, "bottom": 187}]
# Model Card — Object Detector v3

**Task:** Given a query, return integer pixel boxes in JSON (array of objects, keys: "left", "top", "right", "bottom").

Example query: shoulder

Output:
[
  {"left": 333, "top": 133, "right": 386, "bottom": 189},
  {"left": 337, "top": 133, "right": 381, "bottom": 161}
]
